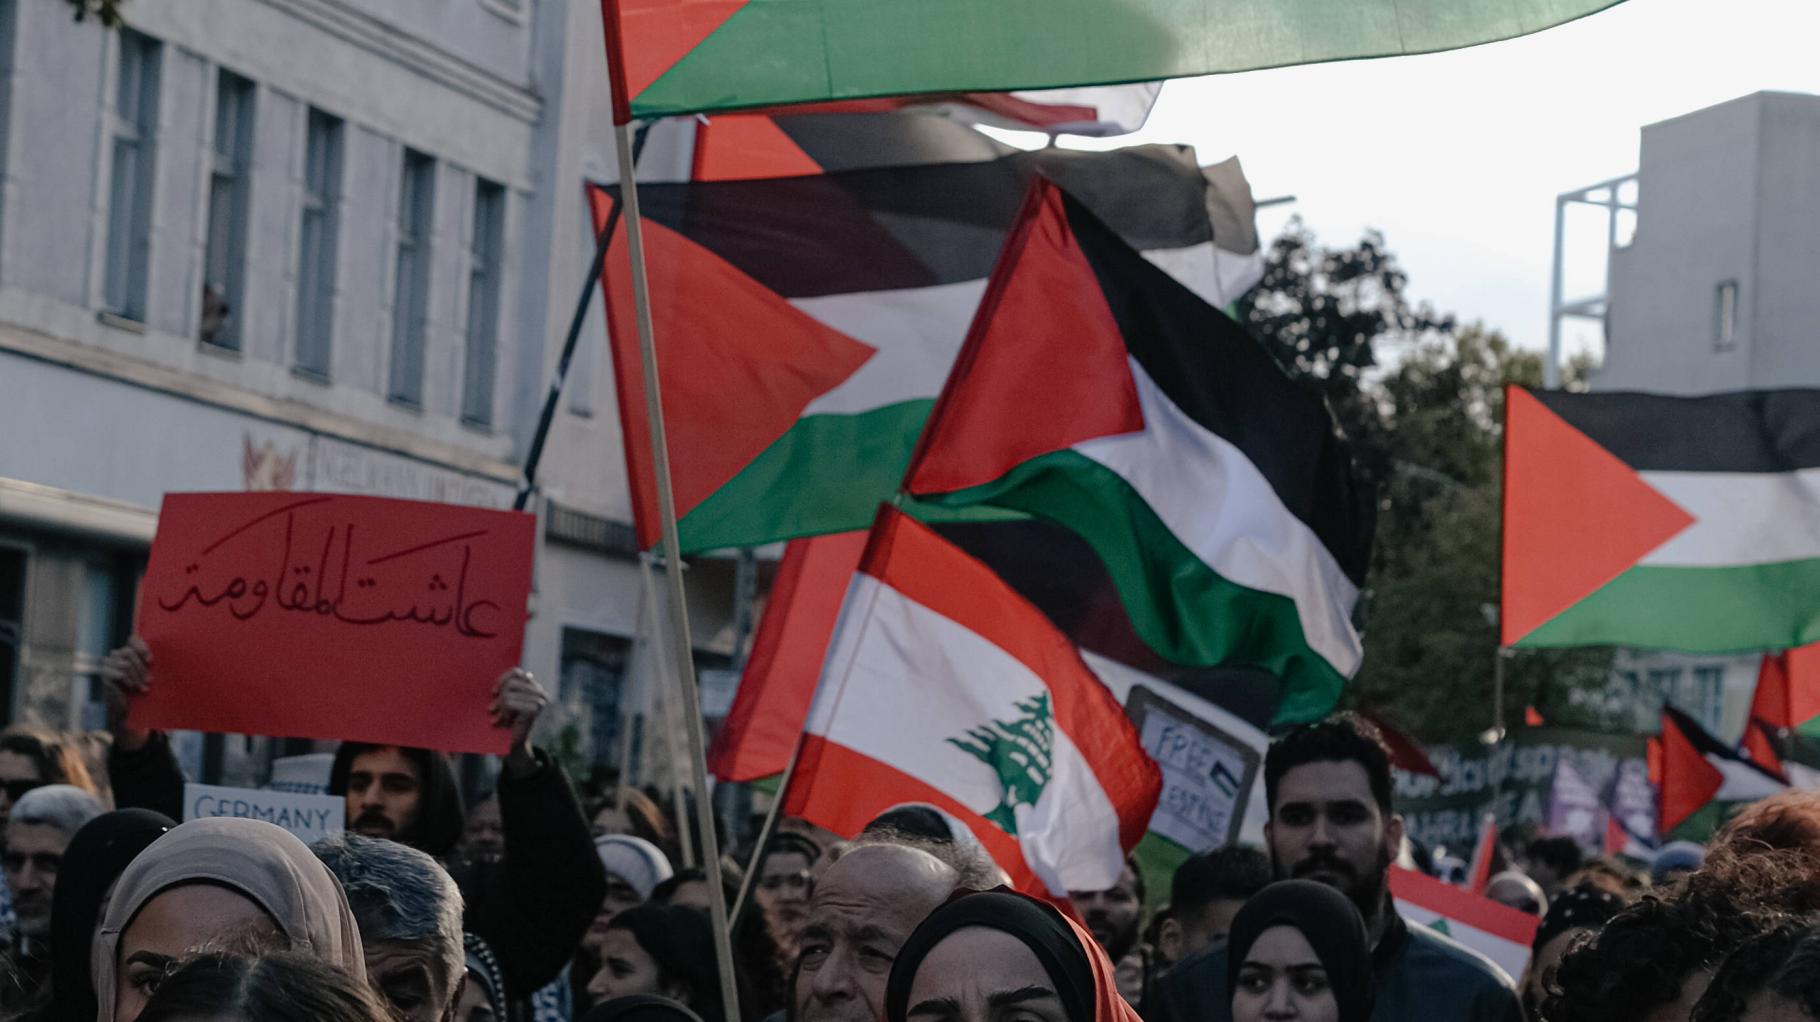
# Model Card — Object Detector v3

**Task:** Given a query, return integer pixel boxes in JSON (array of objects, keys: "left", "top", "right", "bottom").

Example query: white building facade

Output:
[{"left": 0, "top": 0, "right": 732, "bottom": 784}]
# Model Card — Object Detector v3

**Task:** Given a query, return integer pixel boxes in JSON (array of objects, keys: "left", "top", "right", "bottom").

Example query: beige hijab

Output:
[{"left": 91, "top": 817, "right": 366, "bottom": 1022}]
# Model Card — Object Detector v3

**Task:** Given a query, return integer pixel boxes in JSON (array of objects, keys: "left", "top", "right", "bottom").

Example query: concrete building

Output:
[
  {"left": 0, "top": 0, "right": 734, "bottom": 785},
  {"left": 1598, "top": 91, "right": 1820, "bottom": 394},
  {"left": 1564, "top": 91, "right": 1820, "bottom": 744}
]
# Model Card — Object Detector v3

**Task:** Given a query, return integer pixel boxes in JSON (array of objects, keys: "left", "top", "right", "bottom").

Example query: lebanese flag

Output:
[
  {"left": 1391, "top": 867, "right": 1538, "bottom": 982},
  {"left": 1502, "top": 387, "right": 1820, "bottom": 650},
  {"left": 707, "top": 531, "right": 865, "bottom": 782},
  {"left": 784, "top": 505, "right": 1162, "bottom": 896},
  {"left": 905, "top": 180, "right": 1372, "bottom": 724},
  {"left": 1655, "top": 706, "right": 1784, "bottom": 835}
]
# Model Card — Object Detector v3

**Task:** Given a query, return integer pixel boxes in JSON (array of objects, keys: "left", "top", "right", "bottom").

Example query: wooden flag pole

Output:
[
  {"left": 613, "top": 118, "right": 742, "bottom": 1022},
  {"left": 640, "top": 551, "right": 697, "bottom": 869}
]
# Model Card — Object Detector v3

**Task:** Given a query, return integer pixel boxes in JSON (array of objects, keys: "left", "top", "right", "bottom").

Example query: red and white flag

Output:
[{"left": 784, "top": 505, "right": 1162, "bottom": 896}]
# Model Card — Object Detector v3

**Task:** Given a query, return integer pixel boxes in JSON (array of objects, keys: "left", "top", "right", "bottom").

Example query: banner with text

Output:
[
  {"left": 185, "top": 783, "right": 344, "bottom": 845},
  {"left": 134, "top": 492, "right": 536, "bottom": 754},
  {"left": 1393, "top": 727, "right": 1652, "bottom": 856}
]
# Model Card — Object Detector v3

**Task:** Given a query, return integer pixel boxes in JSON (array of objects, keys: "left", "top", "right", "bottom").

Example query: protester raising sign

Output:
[{"left": 133, "top": 493, "right": 536, "bottom": 754}]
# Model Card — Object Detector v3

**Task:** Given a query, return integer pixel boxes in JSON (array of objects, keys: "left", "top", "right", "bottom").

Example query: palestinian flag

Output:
[
  {"left": 1652, "top": 706, "right": 1784, "bottom": 835},
  {"left": 1752, "top": 644, "right": 1820, "bottom": 735},
  {"left": 1503, "top": 387, "right": 1820, "bottom": 650},
  {"left": 905, "top": 180, "right": 1372, "bottom": 723},
  {"left": 599, "top": 0, "right": 1630, "bottom": 122},
  {"left": 593, "top": 145, "right": 1260, "bottom": 552},
  {"left": 1390, "top": 866, "right": 1537, "bottom": 982},
  {"left": 693, "top": 85, "right": 1165, "bottom": 171},
  {"left": 783, "top": 505, "right": 1162, "bottom": 896}
]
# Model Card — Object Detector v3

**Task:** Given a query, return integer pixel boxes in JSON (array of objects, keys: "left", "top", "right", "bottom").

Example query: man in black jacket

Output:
[
  {"left": 100, "top": 640, "right": 606, "bottom": 1005},
  {"left": 1149, "top": 714, "right": 1521, "bottom": 1022}
]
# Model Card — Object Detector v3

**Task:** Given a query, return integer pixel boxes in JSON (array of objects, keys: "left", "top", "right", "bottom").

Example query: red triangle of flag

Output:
[
  {"left": 905, "top": 182, "right": 1143, "bottom": 494},
  {"left": 1740, "top": 720, "right": 1787, "bottom": 782},
  {"left": 608, "top": 0, "right": 750, "bottom": 117},
  {"left": 1658, "top": 711, "right": 1725, "bottom": 835},
  {"left": 1754, "top": 653, "right": 1795, "bottom": 731},
  {"left": 1501, "top": 388, "right": 1695, "bottom": 645},
  {"left": 591, "top": 187, "right": 875, "bottom": 549},
  {"left": 691, "top": 115, "right": 824, "bottom": 182}
]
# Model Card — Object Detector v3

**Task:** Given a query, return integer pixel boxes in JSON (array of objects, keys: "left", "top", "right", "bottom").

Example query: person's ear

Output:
[
  {"left": 1156, "top": 917, "right": 1184, "bottom": 964},
  {"left": 1385, "top": 812, "right": 1406, "bottom": 854},
  {"left": 441, "top": 973, "right": 468, "bottom": 1022}
]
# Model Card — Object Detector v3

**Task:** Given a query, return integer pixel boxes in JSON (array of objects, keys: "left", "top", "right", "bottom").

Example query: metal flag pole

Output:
[
  {"left": 612, "top": 118, "right": 741, "bottom": 1022},
  {"left": 512, "top": 125, "right": 652, "bottom": 512}
]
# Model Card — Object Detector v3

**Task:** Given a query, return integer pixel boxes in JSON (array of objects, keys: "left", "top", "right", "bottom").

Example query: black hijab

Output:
[
  {"left": 45, "top": 809, "right": 175, "bottom": 1022},
  {"left": 885, "top": 890, "right": 1098, "bottom": 1022},
  {"left": 327, "top": 743, "right": 465, "bottom": 857},
  {"left": 1227, "top": 880, "right": 1375, "bottom": 1022},
  {"left": 582, "top": 995, "right": 705, "bottom": 1022}
]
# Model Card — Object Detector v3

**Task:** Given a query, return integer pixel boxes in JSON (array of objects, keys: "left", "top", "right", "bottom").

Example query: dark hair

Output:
[
  {"left": 1693, "top": 925, "right": 1820, "bottom": 1022},
  {"left": 591, "top": 788, "right": 675, "bottom": 850},
  {"left": 136, "top": 952, "right": 389, "bottom": 1022},
  {"left": 1526, "top": 837, "right": 1586, "bottom": 879},
  {"left": 610, "top": 905, "right": 733, "bottom": 1022},
  {"left": 863, "top": 807, "right": 955, "bottom": 844},
  {"left": 1713, "top": 791, "right": 1820, "bottom": 856},
  {"left": 651, "top": 867, "right": 787, "bottom": 1019},
  {"left": 0, "top": 725, "right": 96, "bottom": 796},
  {"left": 760, "top": 832, "right": 823, "bottom": 872},
  {"left": 1263, "top": 714, "right": 1393, "bottom": 814},
  {"left": 1541, "top": 886, "right": 1786, "bottom": 1022},
  {"left": 327, "top": 744, "right": 466, "bottom": 858},
  {"left": 1171, "top": 845, "right": 1272, "bottom": 918}
]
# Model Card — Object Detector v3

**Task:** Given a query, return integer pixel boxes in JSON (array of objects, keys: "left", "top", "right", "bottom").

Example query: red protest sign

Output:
[{"left": 132, "top": 492, "right": 536, "bottom": 754}]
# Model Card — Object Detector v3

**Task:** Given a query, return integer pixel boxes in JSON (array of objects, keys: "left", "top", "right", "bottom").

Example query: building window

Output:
[
  {"left": 559, "top": 628, "right": 632, "bottom": 775},
  {"left": 201, "top": 70, "right": 254, "bottom": 349},
  {"left": 462, "top": 180, "right": 505, "bottom": 427},
  {"left": 1715, "top": 280, "right": 1739, "bottom": 352},
  {"left": 104, "top": 31, "right": 160, "bottom": 321},
  {"left": 389, "top": 150, "right": 435, "bottom": 406},
  {"left": 295, "top": 110, "right": 342, "bottom": 378}
]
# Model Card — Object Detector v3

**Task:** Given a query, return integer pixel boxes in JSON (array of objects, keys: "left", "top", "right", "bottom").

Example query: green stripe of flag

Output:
[
  {"left": 1516, "top": 559, "right": 1820, "bottom": 652},
  {"left": 631, "top": 0, "right": 1629, "bottom": 118},
  {"left": 921, "top": 450, "right": 1345, "bottom": 725},
  {"left": 677, "top": 401, "right": 1020, "bottom": 552}
]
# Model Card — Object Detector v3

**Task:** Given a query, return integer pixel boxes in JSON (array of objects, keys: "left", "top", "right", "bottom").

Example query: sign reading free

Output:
[{"left": 184, "top": 783, "right": 344, "bottom": 845}]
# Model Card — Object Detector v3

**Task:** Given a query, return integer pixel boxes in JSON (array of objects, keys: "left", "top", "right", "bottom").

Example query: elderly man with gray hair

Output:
[
  {"left": 2, "top": 784, "right": 103, "bottom": 1008},
  {"left": 314, "top": 832, "right": 466, "bottom": 1022}
]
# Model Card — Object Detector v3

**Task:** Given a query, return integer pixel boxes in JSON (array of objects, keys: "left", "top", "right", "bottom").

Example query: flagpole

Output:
[
  {"left": 613, "top": 118, "right": 742, "bottom": 1022},
  {"left": 640, "top": 552, "right": 698, "bottom": 869},
  {"left": 513, "top": 124, "right": 651, "bottom": 512}
]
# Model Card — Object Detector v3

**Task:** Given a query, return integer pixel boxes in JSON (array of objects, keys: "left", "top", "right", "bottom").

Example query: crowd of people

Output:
[{"left": 0, "top": 639, "right": 1806, "bottom": 1022}]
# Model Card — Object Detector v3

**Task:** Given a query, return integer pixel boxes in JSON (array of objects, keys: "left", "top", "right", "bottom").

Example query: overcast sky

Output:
[{"left": 1012, "top": 0, "right": 1820, "bottom": 365}]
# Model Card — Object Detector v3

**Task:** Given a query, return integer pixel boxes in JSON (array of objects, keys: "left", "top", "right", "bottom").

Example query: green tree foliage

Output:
[
  {"left": 1235, "top": 219, "right": 1608, "bottom": 740},
  {"left": 62, "top": 0, "right": 127, "bottom": 28}
]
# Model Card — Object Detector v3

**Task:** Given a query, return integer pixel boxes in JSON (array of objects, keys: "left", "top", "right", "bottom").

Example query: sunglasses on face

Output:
[{"left": 0, "top": 780, "right": 43, "bottom": 804}]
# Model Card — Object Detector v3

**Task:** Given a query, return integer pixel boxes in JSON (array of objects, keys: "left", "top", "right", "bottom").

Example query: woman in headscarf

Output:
[
  {"left": 15, "top": 808, "right": 175, "bottom": 1022},
  {"left": 1227, "top": 880, "right": 1374, "bottom": 1022},
  {"left": 884, "top": 889, "right": 1139, "bottom": 1022},
  {"left": 582, "top": 994, "right": 705, "bottom": 1022},
  {"left": 91, "top": 817, "right": 366, "bottom": 1022},
  {"left": 459, "top": 933, "right": 510, "bottom": 1022}
]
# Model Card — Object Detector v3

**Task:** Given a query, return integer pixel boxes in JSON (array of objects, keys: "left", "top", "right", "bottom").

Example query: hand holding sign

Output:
[{"left": 133, "top": 493, "right": 536, "bottom": 754}]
